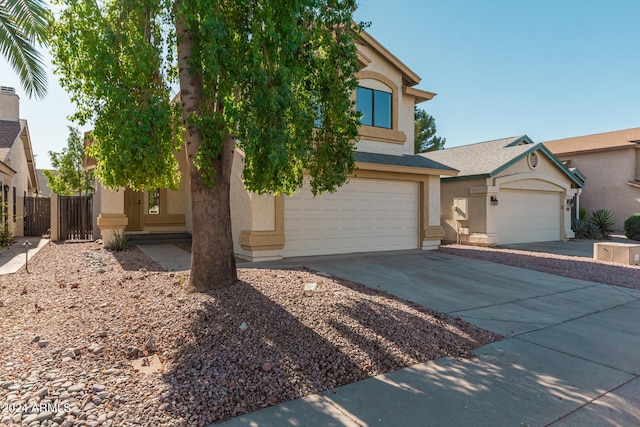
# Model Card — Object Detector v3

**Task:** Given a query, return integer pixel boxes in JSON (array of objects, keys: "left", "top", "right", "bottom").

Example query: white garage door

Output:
[
  {"left": 284, "top": 178, "right": 419, "bottom": 257},
  {"left": 497, "top": 190, "right": 561, "bottom": 244}
]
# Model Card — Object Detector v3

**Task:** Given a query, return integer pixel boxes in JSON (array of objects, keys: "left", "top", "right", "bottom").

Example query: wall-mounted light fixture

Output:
[
  {"left": 566, "top": 199, "right": 574, "bottom": 208},
  {"left": 490, "top": 196, "right": 499, "bottom": 206},
  {"left": 2, "top": 184, "right": 8, "bottom": 193}
]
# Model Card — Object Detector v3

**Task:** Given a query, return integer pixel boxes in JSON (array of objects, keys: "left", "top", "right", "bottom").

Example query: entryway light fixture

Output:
[{"left": 490, "top": 196, "right": 499, "bottom": 206}]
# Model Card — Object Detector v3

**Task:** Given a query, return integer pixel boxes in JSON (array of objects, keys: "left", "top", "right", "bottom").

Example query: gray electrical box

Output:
[{"left": 453, "top": 197, "right": 469, "bottom": 220}]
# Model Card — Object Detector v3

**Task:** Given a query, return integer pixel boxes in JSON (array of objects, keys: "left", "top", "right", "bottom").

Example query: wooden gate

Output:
[
  {"left": 24, "top": 197, "right": 51, "bottom": 236},
  {"left": 59, "top": 195, "right": 93, "bottom": 241}
]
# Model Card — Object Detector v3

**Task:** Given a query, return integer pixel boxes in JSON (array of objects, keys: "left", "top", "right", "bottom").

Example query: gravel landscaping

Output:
[
  {"left": 0, "top": 242, "right": 500, "bottom": 426},
  {"left": 440, "top": 243, "right": 640, "bottom": 290}
]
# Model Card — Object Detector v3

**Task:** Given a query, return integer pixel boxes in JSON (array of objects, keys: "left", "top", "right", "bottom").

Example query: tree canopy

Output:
[
  {"left": 0, "top": 0, "right": 50, "bottom": 99},
  {"left": 52, "top": 0, "right": 361, "bottom": 195},
  {"left": 414, "top": 107, "right": 446, "bottom": 154},
  {"left": 43, "top": 126, "right": 94, "bottom": 195},
  {"left": 51, "top": 0, "right": 363, "bottom": 290}
]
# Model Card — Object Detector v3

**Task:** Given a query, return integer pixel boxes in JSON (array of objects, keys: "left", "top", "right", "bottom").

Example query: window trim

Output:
[{"left": 355, "top": 71, "right": 406, "bottom": 144}]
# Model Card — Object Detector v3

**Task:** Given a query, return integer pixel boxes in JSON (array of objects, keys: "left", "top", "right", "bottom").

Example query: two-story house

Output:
[{"left": 92, "top": 31, "right": 457, "bottom": 260}]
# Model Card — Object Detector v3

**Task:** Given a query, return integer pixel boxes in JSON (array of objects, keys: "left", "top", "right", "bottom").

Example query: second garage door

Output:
[
  {"left": 284, "top": 178, "right": 419, "bottom": 257},
  {"left": 497, "top": 189, "right": 561, "bottom": 244}
]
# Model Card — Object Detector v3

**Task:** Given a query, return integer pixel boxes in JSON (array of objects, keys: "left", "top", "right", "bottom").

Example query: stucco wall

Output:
[
  {"left": 7, "top": 135, "right": 29, "bottom": 237},
  {"left": 230, "top": 150, "right": 277, "bottom": 256},
  {"left": 167, "top": 149, "right": 189, "bottom": 216},
  {"left": 554, "top": 147, "right": 639, "bottom": 230},
  {"left": 354, "top": 43, "right": 415, "bottom": 157},
  {"left": 440, "top": 177, "right": 488, "bottom": 242},
  {"left": 0, "top": 93, "right": 19, "bottom": 120}
]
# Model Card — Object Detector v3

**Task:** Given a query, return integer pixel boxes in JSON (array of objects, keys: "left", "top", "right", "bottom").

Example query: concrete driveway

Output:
[{"left": 219, "top": 249, "right": 640, "bottom": 427}]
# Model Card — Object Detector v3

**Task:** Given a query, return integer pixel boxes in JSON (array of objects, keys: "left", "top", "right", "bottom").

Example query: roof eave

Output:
[
  {"left": 358, "top": 31, "right": 421, "bottom": 86},
  {"left": 355, "top": 161, "right": 459, "bottom": 177}
]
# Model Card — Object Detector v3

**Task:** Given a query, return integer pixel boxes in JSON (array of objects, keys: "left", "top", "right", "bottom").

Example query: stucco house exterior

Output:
[
  {"left": 91, "top": 31, "right": 457, "bottom": 260},
  {"left": 0, "top": 87, "right": 40, "bottom": 237},
  {"left": 544, "top": 128, "right": 640, "bottom": 230},
  {"left": 421, "top": 136, "right": 584, "bottom": 246}
]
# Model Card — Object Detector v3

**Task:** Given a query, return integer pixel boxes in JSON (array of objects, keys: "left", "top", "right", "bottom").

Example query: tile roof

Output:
[
  {"left": 0, "top": 120, "right": 20, "bottom": 149},
  {"left": 543, "top": 128, "right": 640, "bottom": 154},
  {"left": 355, "top": 151, "right": 457, "bottom": 172},
  {"left": 420, "top": 136, "right": 535, "bottom": 177}
]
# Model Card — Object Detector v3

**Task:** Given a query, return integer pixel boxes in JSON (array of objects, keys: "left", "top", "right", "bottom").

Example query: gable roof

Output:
[
  {"left": 357, "top": 31, "right": 422, "bottom": 87},
  {"left": 543, "top": 127, "right": 640, "bottom": 155},
  {"left": 0, "top": 119, "right": 39, "bottom": 191},
  {"left": 0, "top": 119, "right": 20, "bottom": 150},
  {"left": 355, "top": 151, "right": 458, "bottom": 175},
  {"left": 420, "top": 135, "right": 584, "bottom": 187}
]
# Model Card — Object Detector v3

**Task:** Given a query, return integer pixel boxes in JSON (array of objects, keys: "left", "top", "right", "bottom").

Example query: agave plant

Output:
[{"left": 587, "top": 209, "right": 616, "bottom": 239}]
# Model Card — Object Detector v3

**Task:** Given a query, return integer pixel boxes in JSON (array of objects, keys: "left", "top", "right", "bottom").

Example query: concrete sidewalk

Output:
[
  {"left": 215, "top": 250, "right": 640, "bottom": 427},
  {"left": 499, "top": 236, "right": 631, "bottom": 258},
  {"left": 0, "top": 237, "right": 49, "bottom": 275},
  {"left": 137, "top": 244, "right": 191, "bottom": 271}
]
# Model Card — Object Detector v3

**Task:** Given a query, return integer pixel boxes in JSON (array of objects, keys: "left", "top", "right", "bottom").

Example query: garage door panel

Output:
[
  {"left": 497, "top": 190, "right": 560, "bottom": 244},
  {"left": 284, "top": 179, "right": 419, "bottom": 257}
]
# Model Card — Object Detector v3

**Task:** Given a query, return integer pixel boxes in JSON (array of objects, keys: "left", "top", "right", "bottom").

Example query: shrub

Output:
[
  {"left": 578, "top": 206, "right": 588, "bottom": 221},
  {"left": 572, "top": 218, "right": 601, "bottom": 239},
  {"left": 572, "top": 209, "right": 616, "bottom": 239},
  {"left": 587, "top": 209, "right": 616, "bottom": 239},
  {"left": 624, "top": 213, "right": 640, "bottom": 241},
  {"left": 106, "top": 230, "right": 128, "bottom": 251},
  {"left": 0, "top": 226, "right": 14, "bottom": 247}
]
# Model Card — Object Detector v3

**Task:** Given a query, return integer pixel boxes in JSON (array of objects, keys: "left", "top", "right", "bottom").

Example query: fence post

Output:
[{"left": 50, "top": 194, "right": 59, "bottom": 241}]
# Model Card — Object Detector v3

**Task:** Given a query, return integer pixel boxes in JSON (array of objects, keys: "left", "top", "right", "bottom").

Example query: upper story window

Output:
[{"left": 356, "top": 86, "right": 391, "bottom": 129}]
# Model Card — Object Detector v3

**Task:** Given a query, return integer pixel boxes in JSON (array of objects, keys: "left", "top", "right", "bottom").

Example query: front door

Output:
[{"left": 124, "top": 188, "right": 143, "bottom": 231}]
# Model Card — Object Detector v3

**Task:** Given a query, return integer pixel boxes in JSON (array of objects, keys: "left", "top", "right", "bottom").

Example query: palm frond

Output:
[{"left": 0, "top": 0, "right": 50, "bottom": 99}]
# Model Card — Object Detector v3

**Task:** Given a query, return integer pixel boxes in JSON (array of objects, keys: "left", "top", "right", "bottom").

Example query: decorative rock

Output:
[
  {"left": 68, "top": 383, "right": 85, "bottom": 393},
  {"left": 158, "top": 403, "right": 170, "bottom": 411},
  {"left": 89, "top": 344, "right": 103, "bottom": 355},
  {"left": 34, "top": 386, "right": 49, "bottom": 398},
  {"left": 62, "top": 348, "right": 77, "bottom": 359},
  {"left": 37, "top": 411, "right": 54, "bottom": 422},
  {"left": 239, "top": 322, "right": 248, "bottom": 331},
  {"left": 303, "top": 282, "right": 318, "bottom": 291},
  {"left": 23, "top": 413, "right": 39, "bottom": 424},
  {"left": 31, "top": 336, "right": 40, "bottom": 343},
  {"left": 262, "top": 363, "right": 273, "bottom": 372},
  {"left": 38, "top": 340, "right": 49, "bottom": 348},
  {"left": 61, "top": 357, "right": 73, "bottom": 363},
  {"left": 92, "top": 384, "right": 106, "bottom": 393}
]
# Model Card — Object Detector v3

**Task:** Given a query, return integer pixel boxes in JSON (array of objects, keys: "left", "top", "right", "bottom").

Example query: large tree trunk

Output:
[{"left": 176, "top": 6, "right": 237, "bottom": 291}]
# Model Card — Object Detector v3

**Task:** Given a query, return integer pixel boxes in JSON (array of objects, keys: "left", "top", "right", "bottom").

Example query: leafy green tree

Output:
[
  {"left": 414, "top": 107, "right": 445, "bottom": 154},
  {"left": 43, "top": 126, "right": 94, "bottom": 196},
  {"left": 0, "top": 0, "right": 50, "bottom": 99},
  {"left": 51, "top": 0, "right": 362, "bottom": 291}
]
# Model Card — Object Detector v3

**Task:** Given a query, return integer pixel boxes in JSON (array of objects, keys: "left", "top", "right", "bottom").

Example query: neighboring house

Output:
[
  {"left": 0, "top": 87, "right": 40, "bottom": 237},
  {"left": 544, "top": 128, "right": 640, "bottom": 230},
  {"left": 90, "top": 31, "right": 458, "bottom": 260},
  {"left": 421, "top": 136, "right": 584, "bottom": 246},
  {"left": 36, "top": 169, "right": 54, "bottom": 197}
]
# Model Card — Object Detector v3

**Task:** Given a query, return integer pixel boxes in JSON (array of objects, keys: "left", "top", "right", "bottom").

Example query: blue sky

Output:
[{"left": 2, "top": 1, "right": 639, "bottom": 169}]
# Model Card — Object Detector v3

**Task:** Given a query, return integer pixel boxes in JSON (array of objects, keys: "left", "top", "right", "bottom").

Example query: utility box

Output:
[
  {"left": 453, "top": 198, "right": 469, "bottom": 221},
  {"left": 594, "top": 242, "right": 640, "bottom": 265}
]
